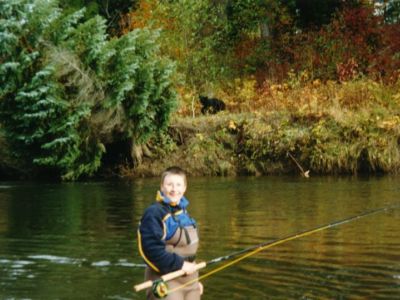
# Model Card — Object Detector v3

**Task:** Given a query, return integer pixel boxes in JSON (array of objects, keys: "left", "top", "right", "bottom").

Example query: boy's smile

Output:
[{"left": 160, "top": 174, "right": 187, "bottom": 204}]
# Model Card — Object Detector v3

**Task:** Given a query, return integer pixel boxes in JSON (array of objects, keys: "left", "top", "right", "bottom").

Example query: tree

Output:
[
  {"left": 0, "top": 0, "right": 177, "bottom": 180},
  {"left": 61, "top": 0, "right": 137, "bottom": 34},
  {"left": 291, "top": 0, "right": 344, "bottom": 29},
  {"left": 381, "top": 0, "right": 400, "bottom": 23}
]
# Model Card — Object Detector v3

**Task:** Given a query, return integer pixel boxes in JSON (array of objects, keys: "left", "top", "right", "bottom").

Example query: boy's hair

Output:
[{"left": 161, "top": 166, "right": 187, "bottom": 185}]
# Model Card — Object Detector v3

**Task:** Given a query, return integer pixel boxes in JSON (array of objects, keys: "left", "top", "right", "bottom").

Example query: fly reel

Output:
[{"left": 152, "top": 279, "right": 169, "bottom": 298}]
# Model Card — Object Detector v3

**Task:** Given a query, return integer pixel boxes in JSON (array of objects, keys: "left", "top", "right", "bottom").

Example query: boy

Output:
[{"left": 138, "top": 166, "right": 203, "bottom": 299}]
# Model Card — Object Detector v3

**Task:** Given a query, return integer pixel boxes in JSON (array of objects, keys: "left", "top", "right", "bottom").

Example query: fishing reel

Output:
[{"left": 152, "top": 279, "right": 169, "bottom": 298}]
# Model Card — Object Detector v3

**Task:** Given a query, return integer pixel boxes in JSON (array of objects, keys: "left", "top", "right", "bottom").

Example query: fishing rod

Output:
[
  {"left": 205, "top": 203, "right": 399, "bottom": 266},
  {"left": 134, "top": 204, "right": 400, "bottom": 298}
]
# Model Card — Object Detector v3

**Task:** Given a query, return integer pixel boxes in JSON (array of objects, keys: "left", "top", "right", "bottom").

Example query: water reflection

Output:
[{"left": 0, "top": 177, "right": 399, "bottom": 299}]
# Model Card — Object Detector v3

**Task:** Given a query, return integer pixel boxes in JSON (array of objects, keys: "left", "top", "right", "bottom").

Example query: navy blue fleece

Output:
[{"left": 138, "top": 202, "right": 187, "bottom": 274}]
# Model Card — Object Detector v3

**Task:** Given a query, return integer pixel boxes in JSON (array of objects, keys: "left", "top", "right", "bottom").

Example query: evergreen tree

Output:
[
  {"left": 0, "top": 0, "right": 177, "bottom": 180},
  {"left": 61, "top": 0, "right": 137, "bottom": 34}
]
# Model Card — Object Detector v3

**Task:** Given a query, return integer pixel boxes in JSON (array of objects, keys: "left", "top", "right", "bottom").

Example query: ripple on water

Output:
[
  {"left": 28, "top": 254, "right": 85, "bottom": 265},
  {"left": 91, "top": 260, "right": 111, "bottom": 267}
]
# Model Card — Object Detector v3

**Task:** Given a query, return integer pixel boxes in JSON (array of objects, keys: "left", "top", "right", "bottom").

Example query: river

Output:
[{"left": 1, "top": 176, "right": 399, "bottom": 299}]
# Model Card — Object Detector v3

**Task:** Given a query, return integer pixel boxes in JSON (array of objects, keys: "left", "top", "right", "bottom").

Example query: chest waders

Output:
[{"left": 145, "top": 212, "right": 201, "bottom": 300}]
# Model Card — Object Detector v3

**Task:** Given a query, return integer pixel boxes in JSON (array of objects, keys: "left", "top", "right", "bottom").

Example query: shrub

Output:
[{"left": 0, "top": 0, "right": 177, "bottom": 180}]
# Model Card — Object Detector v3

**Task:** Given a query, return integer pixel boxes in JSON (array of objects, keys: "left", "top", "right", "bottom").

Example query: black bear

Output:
[{"left": 199, "top": 95, "right": 226, "bottom": 114}]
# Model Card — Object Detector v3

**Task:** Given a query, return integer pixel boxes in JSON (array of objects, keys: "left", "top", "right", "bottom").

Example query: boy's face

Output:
[{"left": 160, "top": 174, "right": 187, "bottom": 204}]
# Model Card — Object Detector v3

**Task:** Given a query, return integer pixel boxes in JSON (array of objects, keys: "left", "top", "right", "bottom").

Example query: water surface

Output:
[{"left": 0, "top": 176, "right": 399, "bottom": 299}]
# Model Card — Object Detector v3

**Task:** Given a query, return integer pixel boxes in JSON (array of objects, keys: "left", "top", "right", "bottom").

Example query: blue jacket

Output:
[{"left": 138, "top": 193, "right": 197, "bottom": 274}]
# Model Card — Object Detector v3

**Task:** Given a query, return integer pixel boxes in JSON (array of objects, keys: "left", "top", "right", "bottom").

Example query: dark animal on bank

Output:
[{"left": 199, "top": 95, "right": 226, "bottom": 114}]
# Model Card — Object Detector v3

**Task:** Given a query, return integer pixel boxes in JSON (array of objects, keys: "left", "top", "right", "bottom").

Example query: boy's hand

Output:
[
  {"left": 182, "top": 262, "right": 204, "bottom": 295},
  {"left": 182, "top": 261, "right": 197, "bottom": 275},
  {"left": 199, "top": 282, "right": 204, "bottom": 295}
]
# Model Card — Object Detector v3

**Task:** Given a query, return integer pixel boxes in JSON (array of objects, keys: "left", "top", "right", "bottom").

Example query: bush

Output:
[{"left": 0, "top": 0, "right": 177, "bottom": 180}]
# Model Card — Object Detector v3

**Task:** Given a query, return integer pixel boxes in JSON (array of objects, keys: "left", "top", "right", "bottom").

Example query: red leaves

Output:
[{"left": 265, "top": 6, "right": 400, "bottom": 83}]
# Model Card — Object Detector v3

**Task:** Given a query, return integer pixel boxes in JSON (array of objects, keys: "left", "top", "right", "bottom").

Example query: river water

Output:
[{"left": 0, "top": 176, "right": 399, "bottom": 299}]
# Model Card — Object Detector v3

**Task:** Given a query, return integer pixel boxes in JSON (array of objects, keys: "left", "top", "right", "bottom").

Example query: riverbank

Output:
[
  {"left": 128, "top": 79, "right": 400, "bottom": 178},
  {"left": 128, "top": 112, "right": 400, "bottom": 178},
  {"left": 1, "top": 79, "right": 399, "bottom": 180}
]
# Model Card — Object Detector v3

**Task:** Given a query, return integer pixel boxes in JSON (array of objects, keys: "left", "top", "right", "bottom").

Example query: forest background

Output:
[{"left": 1, "top": 0, "right": 400, "bottom": 180}]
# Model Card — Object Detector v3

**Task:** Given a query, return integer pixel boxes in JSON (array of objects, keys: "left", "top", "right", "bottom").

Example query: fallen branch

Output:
[{"left": 287, "top": 152, "right": 310, "bottom": 178}]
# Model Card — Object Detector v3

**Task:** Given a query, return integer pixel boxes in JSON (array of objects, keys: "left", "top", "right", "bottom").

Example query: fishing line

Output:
[
  {"left": 206, "top": 203, "right": 400, "bottom": 266},
  {"left": 165, "top": 204, "right": 400, "bottom": 296}
]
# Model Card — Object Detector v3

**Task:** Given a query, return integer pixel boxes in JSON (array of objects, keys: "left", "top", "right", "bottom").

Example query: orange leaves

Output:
[
  {"left": 119, "top": 0, "right": 156, "bottom": 34},
  {"left": 234, "top": 37, "right": 259, "bottom": 61},
  {"left": 119, "top": 0, "right": 173, "bottom": 34}
]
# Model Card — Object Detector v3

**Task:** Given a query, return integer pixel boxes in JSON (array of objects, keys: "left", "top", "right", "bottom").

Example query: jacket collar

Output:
[{"left": 156, "top": 190, "right": 189, "bottom": 209}]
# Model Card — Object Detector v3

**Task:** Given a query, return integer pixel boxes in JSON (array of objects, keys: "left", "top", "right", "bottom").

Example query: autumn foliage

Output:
[
  {"left": 262, "top": 6, "right": 400, "bottom": 84},
  {"left": 119, "top": 2, "right": 400, "bottom": 116}
]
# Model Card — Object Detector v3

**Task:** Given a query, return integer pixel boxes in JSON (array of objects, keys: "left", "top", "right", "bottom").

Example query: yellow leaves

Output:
[
  {"left": 300, "top": 70, "right": 310, "bottom": 82},
  {"left": 312, "top": 79, "right": 321, "bottom": 87},
  {"left": 378, "top": 116, "right": 400, "bottom": 130},
  {"left": 287, "top": 69, "right": 311, "bottom": 88},
  {"left": 228, "top": 120, "right": 236, "bottom": 130},
  {"left": 270, "top": 84, "right": 281, "bottom": 91},
  {"left": 235, "top": 77, "right": 257, "bottom": 102},
  {"left": 178, "top": 74, "right": 399, "bottom": 119},
  {"left": 394, "top": 92, "right": 400, "bottom": 103},
  {"left": 196, "top": 133, "right": 204, "bottom": 141},
  {"left": 326, "top": 79, "right": 337, "bottom": 87}
]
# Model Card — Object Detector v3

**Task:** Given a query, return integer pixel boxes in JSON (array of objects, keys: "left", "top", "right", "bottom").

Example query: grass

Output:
[
  {"left": 1, "top": 78, "right": 399, "bottom": 179},
  {"left": 129, "top": 77, "right": 400, "bottom": 177}
]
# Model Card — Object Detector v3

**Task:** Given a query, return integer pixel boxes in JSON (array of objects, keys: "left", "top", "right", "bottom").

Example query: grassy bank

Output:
[
  {"left": 130, "top": 79, "right": 400, "bottom": 177},
  {"left": 1, "top": 79, "right": 399, "bottom": 179}
]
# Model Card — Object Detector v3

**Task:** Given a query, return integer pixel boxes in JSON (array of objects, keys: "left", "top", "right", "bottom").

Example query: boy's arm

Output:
[{"left": 138, "top": 206, "right": 184, "bottom": 274}]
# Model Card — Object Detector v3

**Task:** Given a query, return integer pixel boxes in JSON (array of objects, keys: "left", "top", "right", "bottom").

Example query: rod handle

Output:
[{"left": 134, "top": 261, "right": 206, "bottom": 292}]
